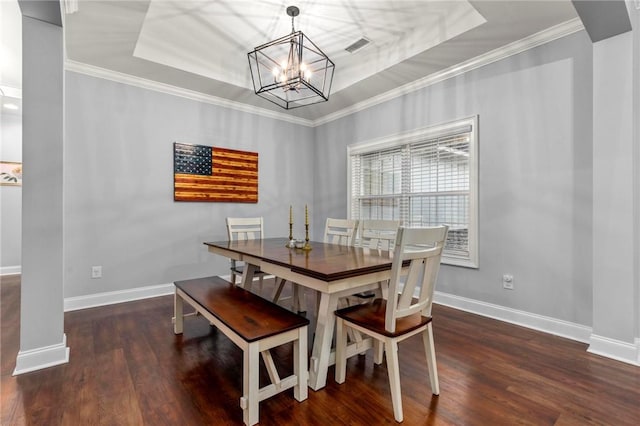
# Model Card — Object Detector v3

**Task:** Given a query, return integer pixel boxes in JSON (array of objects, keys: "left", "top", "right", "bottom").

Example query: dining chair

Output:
[
  {"left": 334, "top": 225, "right": 449, "bottom": 423},
  {"left": 226, "top": 217, "right": 267, "bottom": 294},
  {"left": 352, "top": 219, "right": 401, "bottom": 302},
  {"left": 273, "top": 218, "right": 359, "bottom": 313},
  {"left": 358, "top": 219, "right": 401, "bottom": 251},
  {"left": 324, "top": 218, "right": 359, "bottom": 246}
]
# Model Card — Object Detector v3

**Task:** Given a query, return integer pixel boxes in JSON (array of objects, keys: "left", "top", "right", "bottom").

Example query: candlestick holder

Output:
[
  {"left": 303, "top": 223, "right": 312, "bottom": 251},
  {"left": 287, "top": 222, "right": 294, "bottom": 248}
]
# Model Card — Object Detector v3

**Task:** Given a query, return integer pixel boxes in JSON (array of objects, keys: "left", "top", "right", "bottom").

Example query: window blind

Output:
[{"left": 349, "top": 117, "right": 478, "bottom": 267}]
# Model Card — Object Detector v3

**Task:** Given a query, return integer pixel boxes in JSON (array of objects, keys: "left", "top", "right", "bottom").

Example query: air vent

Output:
[{"left": 345, "top": 37, "right": 370, "bottom": 53}]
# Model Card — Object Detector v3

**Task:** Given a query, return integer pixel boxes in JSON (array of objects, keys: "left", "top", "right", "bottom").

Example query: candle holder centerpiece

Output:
[
  {"left": 286, "top": 205, "right": 312, "bottom": 250},
  {"left": 287, "top": 205, "right": 295, "bottom": 248},
  {"left": 303, "top": 205, "right": 312, "bottom": 251}
]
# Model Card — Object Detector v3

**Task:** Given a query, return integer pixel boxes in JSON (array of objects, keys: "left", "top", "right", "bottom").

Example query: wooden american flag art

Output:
[{"left": 173, "top": 142, "right": 258, "bottom": 203}]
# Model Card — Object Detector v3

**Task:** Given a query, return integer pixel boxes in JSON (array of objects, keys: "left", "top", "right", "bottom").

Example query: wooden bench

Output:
[{"left": 173, "top": 276, "right": 309, "bottom": 426}]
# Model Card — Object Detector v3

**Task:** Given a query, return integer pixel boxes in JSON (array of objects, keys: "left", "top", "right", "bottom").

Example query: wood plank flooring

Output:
[{"left": 2, "top": 275, "right": 639, "bottom": 425}]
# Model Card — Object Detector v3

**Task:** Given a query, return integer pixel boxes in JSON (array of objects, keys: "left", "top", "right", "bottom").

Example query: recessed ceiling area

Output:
[
  {"left": 133, "top": 0, "right": 486, "bottom": 94},
  {"left": 63, "top": 0, "right": 581, "bottom": 122}
]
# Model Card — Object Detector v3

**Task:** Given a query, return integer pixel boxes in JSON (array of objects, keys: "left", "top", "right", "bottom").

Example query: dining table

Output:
[{"left": 204, "top": 237, "right": 396, "bottom": 391}]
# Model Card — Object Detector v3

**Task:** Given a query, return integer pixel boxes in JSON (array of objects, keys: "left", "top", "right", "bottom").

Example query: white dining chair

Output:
[
  {"left": 226, "top": 217, "right": 267, "bottom": 294},
  {"left": 324, "top": 218, "right": 359, "bottom": 246},
  {"left": 335, "top": 225, "right": 449, "bottom": 423},
  {"left": 358, "top": 219, "right": 401, "bottom": 251},
  {"left": 352, "top": 219, "right": 401, "bottom": 302}
]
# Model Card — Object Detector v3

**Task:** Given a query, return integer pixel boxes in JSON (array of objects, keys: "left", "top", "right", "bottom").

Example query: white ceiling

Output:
[{"left": 62, "top": 1, "right": 580, "bottom": 122}]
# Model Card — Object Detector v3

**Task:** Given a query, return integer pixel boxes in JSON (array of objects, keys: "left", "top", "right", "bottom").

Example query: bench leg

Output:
[
  {"left": 293, "top": 326, "right": 309, "bottom": 402},
  {"left": 174, "top": 289, "right": 183, "bottom": 334},
  {"left": 242, "top": 341, "right": 260, "bottom": 426}
]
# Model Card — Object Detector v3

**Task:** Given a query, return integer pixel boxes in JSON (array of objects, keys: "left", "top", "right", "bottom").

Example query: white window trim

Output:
[{"left": 347, "top": 115, "right": 479, "bottom": 268}]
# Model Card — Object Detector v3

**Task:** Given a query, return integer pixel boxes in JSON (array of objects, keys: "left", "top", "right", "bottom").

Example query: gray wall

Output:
[
  {"left": 314, "top": 31, "right": 595, "bottom": 326},
  {"left": 0, "top": 112, "right": 22, "bottom": 270},
  {"left": 63, "top": 72, "right": 314, "bottom": 298}
]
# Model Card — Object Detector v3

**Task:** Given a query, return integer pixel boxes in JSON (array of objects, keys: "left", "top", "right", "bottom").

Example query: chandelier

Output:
[{"left": 248, "top": 6, "right": 335, "bottom": 110}]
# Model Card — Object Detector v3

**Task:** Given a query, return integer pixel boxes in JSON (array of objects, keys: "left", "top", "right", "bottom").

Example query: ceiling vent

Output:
[{"left": 345, "top": 37, "right": 370, "bottom": 53}]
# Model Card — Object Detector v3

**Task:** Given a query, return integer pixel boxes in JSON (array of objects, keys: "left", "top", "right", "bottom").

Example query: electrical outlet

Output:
[
  {"left": 502, "top": 274, "right": 514, "bottom": 290},
  {"left": 91, "top": 266, "right": 102, "bottom": 279}
]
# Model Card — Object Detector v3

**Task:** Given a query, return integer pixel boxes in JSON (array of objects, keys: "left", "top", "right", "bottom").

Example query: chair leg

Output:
[
  {"left": 257, "top": 275, "right": 264, "bottom": 295},
  {"left": 173, "top": 290, "right": 183, "bottom": 334},
  {"left": 373, "top": 339, "right": 384, "bottom": 365},
  {"left": 423, "top": 323, "right": 440, "bottom": 395},
  {"left": 385, "top": 338, "right": 403, "bottom": 422},
  {"left": 334, "top": 318, "right": 348, "bottom": 384},
  {"left": 337, "top": 298, "right": 362, "bottom": 345}
]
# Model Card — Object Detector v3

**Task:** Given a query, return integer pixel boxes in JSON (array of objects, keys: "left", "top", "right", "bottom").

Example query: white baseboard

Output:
[
  {"left": 13, "top": 334, "right": 70, "bottom": 375},
  {"left": 587, "top": 334, "right": 640, "bottom": 366},
  {"left": 0, "top": 265, "right": 21, "bottom": 276},
  {"left": 64, "top": 283, "right": 175, "bottom": 312},
  {"left": 62, "top": 274, "right": 249, "bottom": 312},
  {"left": 434, "top": 291, "right": 593, "bottom": 343}
]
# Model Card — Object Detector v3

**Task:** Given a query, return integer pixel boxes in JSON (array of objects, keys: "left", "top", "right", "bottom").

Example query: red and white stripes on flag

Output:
[{"left": 174, "top": 143, "right": 258, "bottom": 203}]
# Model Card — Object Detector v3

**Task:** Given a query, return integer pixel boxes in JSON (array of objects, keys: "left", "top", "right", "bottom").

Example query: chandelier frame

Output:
[{"left": 247, "top": 6, "right": 335, "bottom": 110}]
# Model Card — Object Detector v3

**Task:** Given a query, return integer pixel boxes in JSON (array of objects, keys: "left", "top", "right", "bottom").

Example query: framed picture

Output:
[{"left": 0, "top": 161, "right": 22, "bottom": 186}]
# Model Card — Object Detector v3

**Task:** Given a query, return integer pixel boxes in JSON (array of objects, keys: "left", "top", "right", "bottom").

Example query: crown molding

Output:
[
  {"left": 64, "top": 60, "right": 315, "bottom": 127},
  {"left": 65, "top": 18, "right": 583, "bottom": 128},
  {"left": 313, "top": 17, "right": 585, "bottom": 127}
]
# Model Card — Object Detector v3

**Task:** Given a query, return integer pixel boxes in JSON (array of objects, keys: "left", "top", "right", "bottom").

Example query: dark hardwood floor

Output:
[{"left": 2, "top": 275, "right": 639, "bottom": 425}]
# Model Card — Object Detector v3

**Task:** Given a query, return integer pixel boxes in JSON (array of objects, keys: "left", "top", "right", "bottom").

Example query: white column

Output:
[
  {"left": 590, "top": 24, "right": 639, "bottom": 365},
  {"left": 14, "top": 14, "right": 68, "bottom": 374}
]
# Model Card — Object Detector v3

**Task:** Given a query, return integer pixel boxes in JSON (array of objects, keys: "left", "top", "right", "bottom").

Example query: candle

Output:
[
  {"left": 305, "top": 204, "right": 309, "bottom": 225},
  {"left": 289, "top": 205, "right": 293, "bottom": 224}
]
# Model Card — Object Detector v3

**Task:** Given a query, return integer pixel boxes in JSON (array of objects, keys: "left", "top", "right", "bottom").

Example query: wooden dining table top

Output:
[{"left": 204, "top": 238, "right": 396, "bottom": 282}]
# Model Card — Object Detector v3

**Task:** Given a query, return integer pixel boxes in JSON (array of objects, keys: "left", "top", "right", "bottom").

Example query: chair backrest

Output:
[
  {"left": 358, "top": 219, "right": 401, "bottom": 251},
  {"left": 226, "top": 217, "right": 264, "bottom": 241},
  {"left": 385, "top": 226, "right": 449, "bottom": 333},
  {"left": 324, "top": 218, "right": 359, "bottom": 246}
]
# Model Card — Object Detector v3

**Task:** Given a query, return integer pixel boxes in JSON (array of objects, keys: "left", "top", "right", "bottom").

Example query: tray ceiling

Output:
[{"left": 63, "top": 0, "right": 580, "bottom": 122}]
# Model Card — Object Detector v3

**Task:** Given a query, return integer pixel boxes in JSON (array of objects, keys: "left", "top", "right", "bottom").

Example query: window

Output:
[{"left": 348, "top": 116, "right": 478, "bottom": 267}]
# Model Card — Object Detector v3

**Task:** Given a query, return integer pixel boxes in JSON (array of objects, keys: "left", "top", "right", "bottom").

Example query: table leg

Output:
[
  {"left": 308, "top": 291, "right": 339, "bottom": 391},
  {"left": 241, "top": 263, "right": 258, "bottom": 292}
]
